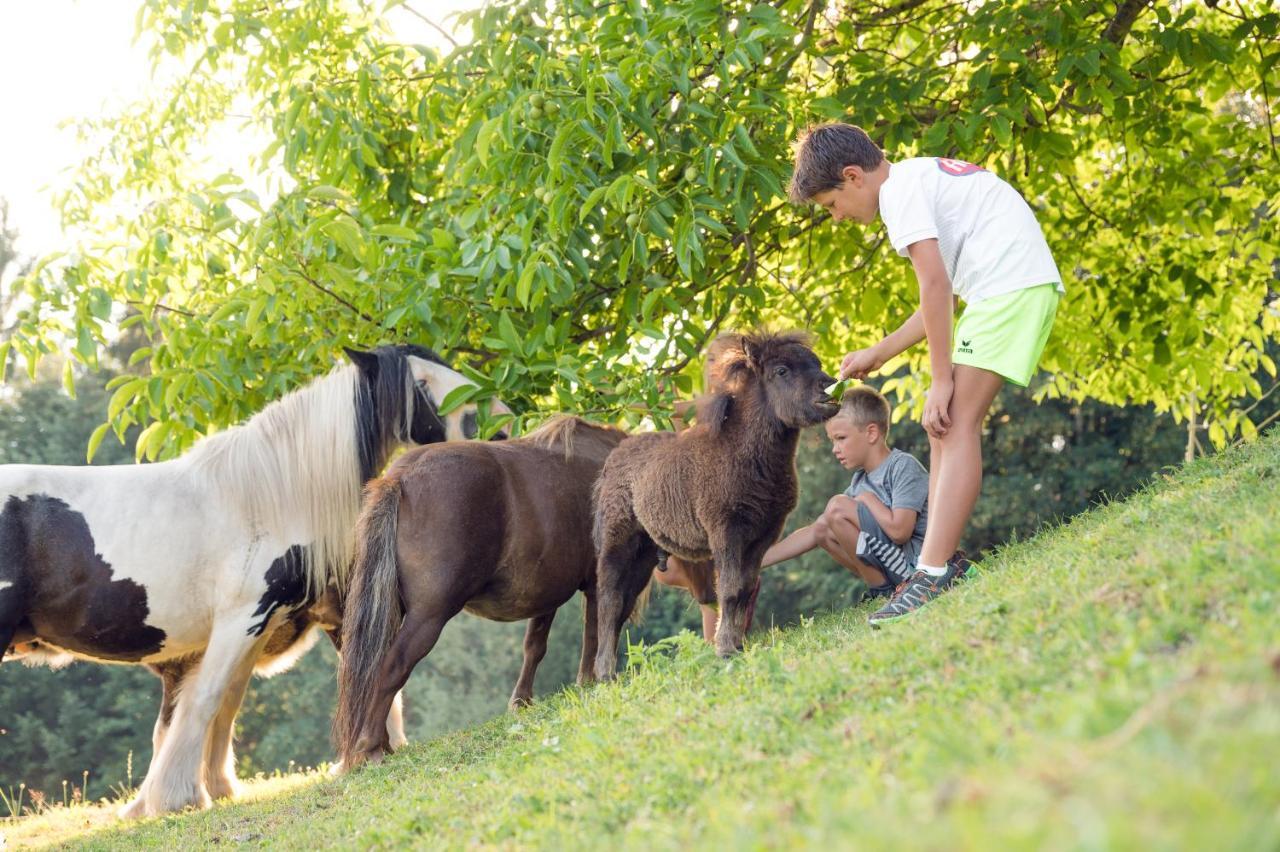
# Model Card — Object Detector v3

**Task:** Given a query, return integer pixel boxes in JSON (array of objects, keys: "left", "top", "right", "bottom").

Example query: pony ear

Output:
[
  {"left": 344, "top": 347, "right": 380, "bottom": 376},
  {"left": 696, "top": 392, "right": 734, "bottom": 438},
  {"left": 741, "top": 337, "right": 762, "bottom": 371}
]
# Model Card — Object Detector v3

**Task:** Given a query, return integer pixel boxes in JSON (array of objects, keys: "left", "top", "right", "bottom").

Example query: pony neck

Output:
[{"left": 188, "top": 364, "right": 376, "bottom": 600}]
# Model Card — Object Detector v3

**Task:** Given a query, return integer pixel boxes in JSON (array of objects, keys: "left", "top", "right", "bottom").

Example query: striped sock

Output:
[{"left": 916, "top": 561, "right": 947, "bottom": 577}]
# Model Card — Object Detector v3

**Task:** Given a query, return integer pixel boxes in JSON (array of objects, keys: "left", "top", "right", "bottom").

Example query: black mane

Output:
[{"left": 353, "top": 344, "right": 451, "bottom": 482}]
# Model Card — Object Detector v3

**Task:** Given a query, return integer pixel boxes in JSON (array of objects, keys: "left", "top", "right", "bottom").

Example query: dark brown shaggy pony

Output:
[
  {"left": 334, "top": 416, "right": 628, "bottom": 769},
  {"left": 593, "top": 332, "right": 837, "bottom": 667}
]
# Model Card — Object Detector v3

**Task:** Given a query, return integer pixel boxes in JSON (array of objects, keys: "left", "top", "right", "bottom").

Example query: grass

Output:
[{"left": 6, "top": 432, "right": 1280, "bottom": 850}]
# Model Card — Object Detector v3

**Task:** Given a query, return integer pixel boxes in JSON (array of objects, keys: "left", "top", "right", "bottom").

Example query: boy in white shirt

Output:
[{"left": 788, "top": 123, "right": 1063, "bottom": 625}]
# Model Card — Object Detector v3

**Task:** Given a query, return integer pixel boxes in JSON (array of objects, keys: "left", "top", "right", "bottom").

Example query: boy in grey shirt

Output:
[{"left": 762, "top": 386, "right": 929, "bottom": 605}]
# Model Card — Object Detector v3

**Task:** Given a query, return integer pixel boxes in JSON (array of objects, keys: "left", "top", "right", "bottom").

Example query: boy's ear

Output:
[{"left": 840, "top": 164, "right": 862, "bottom": 183}]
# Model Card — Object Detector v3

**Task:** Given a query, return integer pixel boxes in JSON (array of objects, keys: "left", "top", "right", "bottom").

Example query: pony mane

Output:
[
  {"left": 188, "top": 348, "right": 422, "bottom": 601},
  {"left": 522, "top": 415, "right": 628, "bottom": 460}
]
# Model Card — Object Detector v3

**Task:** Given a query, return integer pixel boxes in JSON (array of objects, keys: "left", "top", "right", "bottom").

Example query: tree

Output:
[{"left": 2, "top": 0, "right": 1275, "bottom": 457}]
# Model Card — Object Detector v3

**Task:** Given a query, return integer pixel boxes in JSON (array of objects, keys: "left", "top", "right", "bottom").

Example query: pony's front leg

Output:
[
  {"left": 577, "top": 585, "right": 599, "bottom": 686},
  {"left": 509, "top": 611, "right": 556, "bottom": 709},
  {"left": 202, "top": 650, "right": 260, "bottom": 801},
  {"left": 128, "top": 619, "right": 266, "bottom": 818},
  {"left": 711, "top": 530, "right": 773, "bottom": 658},
  {"left": 119, "top": 660, "right": 193, "bottom": 820},
  {"left": 387, "top": 691, "right": 408, "bottom": 750}
]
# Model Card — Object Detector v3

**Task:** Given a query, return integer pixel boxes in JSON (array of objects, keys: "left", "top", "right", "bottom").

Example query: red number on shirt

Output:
[{"left": 936, "top": 157, "right": 986, "bottom": 176}]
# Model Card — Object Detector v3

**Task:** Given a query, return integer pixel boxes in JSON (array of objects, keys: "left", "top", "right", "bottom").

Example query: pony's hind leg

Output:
[
  {"left": 351, "top": 604, "right": 460, "bottom": 766},
  {"left": 509, "top": 611, "right": 556, "bottom": 709},
  {"left": 593, "top": 534, "right": 658, "bottom": 680}
]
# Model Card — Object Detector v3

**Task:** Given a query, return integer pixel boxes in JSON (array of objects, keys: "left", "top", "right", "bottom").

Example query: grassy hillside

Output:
[{"left": 6, "top": 432, "right": 1279, "bottom": 850}]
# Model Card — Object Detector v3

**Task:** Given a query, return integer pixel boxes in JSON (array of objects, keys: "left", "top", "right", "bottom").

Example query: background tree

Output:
[{"left": 4, "top": 0, "right": 1276, "bottom": 456}]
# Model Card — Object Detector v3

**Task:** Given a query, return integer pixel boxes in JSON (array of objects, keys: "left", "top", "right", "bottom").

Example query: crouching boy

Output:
[{"left": 761, "top": 386, "right": 928, "bottom": 605}]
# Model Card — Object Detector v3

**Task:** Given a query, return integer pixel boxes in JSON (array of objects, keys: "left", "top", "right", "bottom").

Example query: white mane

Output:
[{"left": 186, "top": 363, "right": 381, "bottom": 599}]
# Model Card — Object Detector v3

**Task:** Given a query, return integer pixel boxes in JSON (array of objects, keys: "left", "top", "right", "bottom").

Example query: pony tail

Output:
[{"left": 333, "top": 477, "right": 405, "bottom": 769}]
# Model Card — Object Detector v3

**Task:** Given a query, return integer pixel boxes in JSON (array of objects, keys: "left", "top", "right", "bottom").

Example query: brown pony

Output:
[
  {"left": 593, "top": 331, "right": 837, "bottom": 667},
  {"left": 334, "top": 416, "right": 628, "bottom": 769}
]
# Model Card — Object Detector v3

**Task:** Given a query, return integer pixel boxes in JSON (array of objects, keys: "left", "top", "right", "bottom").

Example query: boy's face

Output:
[
  {"left": 810, "top": 165, "right": 879, "bottom": 224},
  {"left": 825, "top": 414, "right": 877, "bottom": 470}
]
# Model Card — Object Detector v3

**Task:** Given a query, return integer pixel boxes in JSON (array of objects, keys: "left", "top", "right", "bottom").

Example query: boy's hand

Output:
[
  {"left": 922, "top": 380, "right": 953, "bottom": 438},
  {"left": 840, "top": 347, "right": 884, "bottom": 380}
]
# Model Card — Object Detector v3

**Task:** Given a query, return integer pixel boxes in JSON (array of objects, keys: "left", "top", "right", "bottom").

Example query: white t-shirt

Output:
[{"left": 877, "top": 157, "right": 1064, "bottom": 304}]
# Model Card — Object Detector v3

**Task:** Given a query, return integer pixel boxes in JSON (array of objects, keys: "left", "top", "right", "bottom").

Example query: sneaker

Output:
[
  {"left": 868, "top": 559, "right": 966, "bottom": 627},
  {"left": 860, "top": 581, "right": 897, "bottom": 604}
]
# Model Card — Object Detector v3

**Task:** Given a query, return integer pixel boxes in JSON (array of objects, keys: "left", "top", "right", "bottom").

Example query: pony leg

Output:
[
  {"left": 128, "top": 621, "right": 264, "bottom": 818},
  {"left": 350, "top": 606, "right": 457, "bottom": 767},
  {"left": 593, "top": 536, "right": 657, "bottom": 680},
  {"left": 509, "top": 611, "right": 556, "bottom": 709},
  {"left": 202, "top": 655, "right": 258, "bottom": 801},
  {"left": 0, "top": 579, "right": 24, "bottom": 664},
  {"left": 387, "top": 692, "right": 408, "bottom": 750},
  {"left": 119, "top": 660, "right": 191, "bottom": 820},
  {"left": 577, "top": 586, "right": 598, "bottom": 686},
  {"left": 711, "top": 532, "right": 773, "bottom": 658}
]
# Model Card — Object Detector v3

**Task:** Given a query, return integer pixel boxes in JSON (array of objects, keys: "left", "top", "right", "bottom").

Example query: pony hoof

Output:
[
  {"left": 117, "top": 796, "right": 149, "bottom": 820},
  {"left": 509, "top": 696, "right": 534, "bottom": 711},
  {"left": 206, "top": 777, "right": 242, "bottom": 801}
]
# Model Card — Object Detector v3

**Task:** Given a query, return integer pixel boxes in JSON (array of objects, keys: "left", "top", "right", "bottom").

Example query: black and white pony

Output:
[{"left": 0, "top": 344, "right": 504, "bottom": 818}]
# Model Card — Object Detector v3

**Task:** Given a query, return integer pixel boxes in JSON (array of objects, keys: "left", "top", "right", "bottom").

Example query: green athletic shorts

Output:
[{"left": 953, "top": 283, "right": 1060, "bottom": 387}]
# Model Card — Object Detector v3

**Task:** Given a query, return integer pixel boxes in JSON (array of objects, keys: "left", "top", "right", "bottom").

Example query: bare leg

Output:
[
  {"left": 577, "top": 587, "right": 598, "bottom": 686},
  {"left": 818, "top": 496, "right": 889, "bottom": 587},
  {"left": 510, "top": 611, "right": 556, "bottom": 709},
  {"left": 918, "top": 365, "right": 1004, "bottom": 566}
]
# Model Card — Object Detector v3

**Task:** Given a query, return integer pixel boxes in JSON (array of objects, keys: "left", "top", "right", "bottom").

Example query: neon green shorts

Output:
[{"left": 953, "top": 284, "right": 1060, "bottom": 387}]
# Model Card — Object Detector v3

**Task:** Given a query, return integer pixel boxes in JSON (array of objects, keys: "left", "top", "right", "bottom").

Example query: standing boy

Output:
[{"left": 788, "top": 123, "right": 1063, "bottom": 624}]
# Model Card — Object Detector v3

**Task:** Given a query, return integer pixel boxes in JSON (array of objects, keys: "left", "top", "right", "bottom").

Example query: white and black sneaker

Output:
[{"left": 868, "top": 553, "right": 971, "bottom": 627}]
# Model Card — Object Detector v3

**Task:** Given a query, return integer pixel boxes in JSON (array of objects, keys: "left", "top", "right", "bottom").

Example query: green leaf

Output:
[
  {"left": 436, "top": 382, "right": 481, "bottom": 416},
  {"left": 86, "top": 421, "right": 112, "bottom": 463},
  {"left": 307, "top": 185, "right": 354, "bottom": 204},
  {"left": 498, "top": 312, "right": 524, "bottom": 357},
  {"left": 371, "top": 224, "right": 420, "bottom": 241},
  {"left": 62, "top": 359, "right": 77, "bottom": 399}
]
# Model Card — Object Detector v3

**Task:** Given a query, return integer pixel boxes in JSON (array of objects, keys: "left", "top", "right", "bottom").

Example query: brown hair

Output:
[
  {"left": 837, "top": 386, "right": 890, "bottom": 435},
  {"left": 787, "top": 123, "right": 884, "bottom": 204}
]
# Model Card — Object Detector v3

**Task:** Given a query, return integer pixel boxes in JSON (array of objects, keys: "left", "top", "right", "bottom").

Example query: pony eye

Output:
[{"left": 774, "top": 365, "right": 789, "bottom": 377}]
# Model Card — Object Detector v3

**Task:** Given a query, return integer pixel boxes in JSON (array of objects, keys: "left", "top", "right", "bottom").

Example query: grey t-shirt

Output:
[{"left": 844, "top": 448, "right": 929, "bottom": 565}]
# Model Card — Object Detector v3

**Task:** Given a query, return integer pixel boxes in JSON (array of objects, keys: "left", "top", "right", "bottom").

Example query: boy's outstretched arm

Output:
[
  {"left": 839, "top": 301, "right": 958, "bottom": 380},
  {"left": 761, "top": 524, "right": 819, "bottom": 568},
  {"left": 907, "top": 238, "right": 955, "bottom": 438}
]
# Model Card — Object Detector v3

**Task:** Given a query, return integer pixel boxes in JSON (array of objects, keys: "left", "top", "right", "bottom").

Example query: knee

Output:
[{"left": 823, "top": 498, "right": 859, "bottom": 530}]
